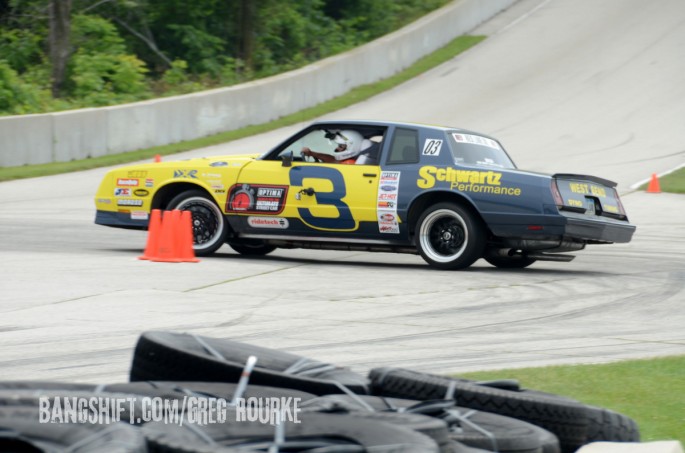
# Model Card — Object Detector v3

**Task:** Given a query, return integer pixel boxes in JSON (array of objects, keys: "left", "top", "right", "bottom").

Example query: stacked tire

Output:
[{"left": 0, "top": 331, "right": 640, "bottom": 452}]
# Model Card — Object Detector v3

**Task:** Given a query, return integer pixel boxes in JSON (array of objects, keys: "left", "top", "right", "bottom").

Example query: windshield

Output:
[{"left": 448, "top": 132, "right": 516, "bottom": 169}]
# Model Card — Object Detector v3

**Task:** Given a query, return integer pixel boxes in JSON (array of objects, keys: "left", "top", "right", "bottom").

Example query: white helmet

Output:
[{"left": 332, "top": 130, "right": 363, "bottom": 153}]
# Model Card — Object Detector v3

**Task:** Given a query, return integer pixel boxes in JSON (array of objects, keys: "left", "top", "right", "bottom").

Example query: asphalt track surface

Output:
[{"left": 1, "top": 0, "right": 684, "bottom": 384}]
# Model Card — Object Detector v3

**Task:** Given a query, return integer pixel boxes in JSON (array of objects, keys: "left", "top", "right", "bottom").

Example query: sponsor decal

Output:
[
  {"left": 417, "top": 166, "right": 521, "bottom": 196},
  {"left": 452, "top": 133, "right": 502, "bottom": 150},
  {"left": 173, "top": 169, "right": 198, "bottom": 179},
  {"left": 127, "top": 170, "right": 147, "bottom": 178},
  {"left": 97, "top": 198, "right": 111, "bottom": 204},
  {"left": 117, "top": 199, "right": 143, "bottom": 207},
  {"left": 202, "top": 173, "right": 222, "bottom": 178},
  {"left": 210, "top": 161, "right": 228, "bottom": 167},
  {"left": 214, "top": 189, "right": 226, "bottom": 194},
  {"left": 379, "top": 171, "right": 400, "bottom": 183},
  {"left": 568, "top": 182, "right": 607, "bottom": 198},
  {"left": 378, "top": 193, "right": 397, "bottom": 201},
  {"left": 226, "top": 184, "right": 288, "bottom": 214},
  {"left": 114, "top": 188, "right": 131, "bottom": 197},
  {"left": 247, "top": 217, "right": 289, "bottom": 229},
  {"left": 145, "top": 179, "right": 154, "bottom": 188},
  {"left": 133, "top": 189, "right": 149, "bottom": 197},
  {"left": 422, "top": 139, "right": 443, "bottom": 156},
  {"left": 377, "top": 171, "right": 401, "bottom": 234},
  {"left": 131, "top": 211, "right": 149, "bottom": 220},
  {"left": 117, "top": 178, "right": 139, "bottom": 186}
]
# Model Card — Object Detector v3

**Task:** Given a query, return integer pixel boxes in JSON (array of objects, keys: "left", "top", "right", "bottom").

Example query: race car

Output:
[{"left": 94, "top": 120, "right": 636, "bottom": 269}]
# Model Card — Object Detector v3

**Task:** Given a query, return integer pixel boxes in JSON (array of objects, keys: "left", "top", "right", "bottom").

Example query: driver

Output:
[{"left": 302, "top": 130, "right": 366, "bottom": 164}]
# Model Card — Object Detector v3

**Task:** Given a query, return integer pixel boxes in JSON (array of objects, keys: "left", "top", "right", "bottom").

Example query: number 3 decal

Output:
[{"left": 289, "top": 166, "right": 356, "bottom": 230}]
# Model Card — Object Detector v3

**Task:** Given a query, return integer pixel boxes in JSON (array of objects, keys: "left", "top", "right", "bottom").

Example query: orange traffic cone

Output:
[
  {"left": 151, "top": 210, "right": 183, "bottom": 263},
  {"left": 178, "top": 210, "right": 200, "bottom": 263},
  {"left": 138, "top": 209, "right": 163, "bottom": 260},
  {"left": 154, "top": 154, "right": 162, "bottom": 163},
  {"left": 646, "top": 173, "right": 661, "bottom": 193}
]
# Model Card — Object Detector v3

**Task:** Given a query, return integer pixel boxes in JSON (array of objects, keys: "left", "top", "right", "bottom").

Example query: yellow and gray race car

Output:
[{"left": 94, "top": 120, "right": 636, "bottom": 269}]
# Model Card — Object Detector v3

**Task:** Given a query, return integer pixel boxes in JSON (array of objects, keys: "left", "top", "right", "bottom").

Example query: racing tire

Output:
[
  {"left": 304, "top": 395, "right": 559, "bottom": 453},
  {"left": 585, "top": 405, "right": 640, "bottom": 442},
  {"left": 369, "top": 367, "right": 588, "bottom": 453},
  {"left": 142, "top": 411, "right": 440, "bottom": 453},
  {"left": 167, "top": 190, "right": 228, "bottom": 256},
  {"left": 0, "top": 406, "right": 146, "bottom": 453},
  {"left": 416, "top": 202, "right": 486, "bottom": 270},
  {"left": 228, "top": 239, "right": 277, "bottom": 256},
  {"left": 484, "top": 254, "right": 537, "bottom": 269},
  {"left": 0, "top": 380, "right": 315, "bottom": 402},
  {"left": 130, "top": 331, "right": 370, "bottom": 396}
]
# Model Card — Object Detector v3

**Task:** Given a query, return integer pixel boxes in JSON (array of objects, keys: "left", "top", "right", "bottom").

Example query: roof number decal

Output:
[{"left": 422, "top": 139, "right": 443, "bottom": 156}]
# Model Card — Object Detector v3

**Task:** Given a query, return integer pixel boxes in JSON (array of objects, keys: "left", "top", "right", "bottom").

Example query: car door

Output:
[{"left": 227, "top": 159, "right": 381, "bottom": 239}]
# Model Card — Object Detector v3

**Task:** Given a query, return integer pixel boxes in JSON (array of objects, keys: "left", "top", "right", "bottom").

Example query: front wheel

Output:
[
  {"left": 167, "top": 190, "right": 228, "bottom": 256},
  {"left": 415, "top": 202, "right": 486, "bottom": 270}
]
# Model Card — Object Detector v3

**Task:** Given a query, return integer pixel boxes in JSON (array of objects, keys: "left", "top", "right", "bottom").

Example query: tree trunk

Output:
[
  {"left": 49, "top": 0, "right": 71, "bottom": 98},
  {"left": 238, "top": 0, "right": 254, "bottom": 70}
]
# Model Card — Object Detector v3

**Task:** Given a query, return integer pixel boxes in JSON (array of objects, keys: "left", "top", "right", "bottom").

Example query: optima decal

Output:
[
  {"left": 226, "top": 184, "right": 288, "bottom": 214},
  {"left": 417, "top": 166, "right": 521, "bottom": 196}
]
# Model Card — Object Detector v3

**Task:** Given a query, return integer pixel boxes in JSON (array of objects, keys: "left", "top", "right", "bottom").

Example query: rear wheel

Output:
[
  {"left": 416, "top": 202, "right": 485, "bottom": 270},
  {"left": 485, "top": 251, "right": 537, "bottom": 268},
  {"left": 228, "top": 239, "right": 276, "bottom": 256},
  {"left": 167, "top": 190, "right": 227, "bottom": 256}
]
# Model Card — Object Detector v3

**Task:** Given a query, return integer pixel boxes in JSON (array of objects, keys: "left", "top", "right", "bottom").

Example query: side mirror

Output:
[{"left": 281, "top": 150, "right": 293, "bottom": 167}]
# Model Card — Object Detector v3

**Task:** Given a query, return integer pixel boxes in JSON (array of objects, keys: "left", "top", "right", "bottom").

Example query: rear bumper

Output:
[
  {"left": 484, "top": 212, "right": 636, "bottom": 244},
  {"left": 565, "top": 217, "right": 635, "bottom": 243}
]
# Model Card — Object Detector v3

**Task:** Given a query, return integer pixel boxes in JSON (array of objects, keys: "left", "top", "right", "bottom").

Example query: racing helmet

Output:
[{"left": 332, "top": 130, "right": 363, "bottom": 153}]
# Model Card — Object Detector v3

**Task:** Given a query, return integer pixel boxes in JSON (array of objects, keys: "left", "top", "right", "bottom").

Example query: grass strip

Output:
[
  {"left": 459, "top": 355, "right": 685, "bottom": 444},
  {"left": 639, "top": 167, "right": 685, "bottom": 194},
  {"left": 0, "top": 35, "right": 485, "bottom": 182}
]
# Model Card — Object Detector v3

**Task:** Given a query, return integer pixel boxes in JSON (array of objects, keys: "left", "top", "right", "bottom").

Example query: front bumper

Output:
[{"left": 95, "top": 210, "right": 148, "bottom": 230}]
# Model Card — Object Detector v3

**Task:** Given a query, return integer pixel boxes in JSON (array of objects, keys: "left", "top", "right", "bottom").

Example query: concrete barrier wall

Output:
[{"left": 0, "top": 0, "right": 516, "bottom": 168}]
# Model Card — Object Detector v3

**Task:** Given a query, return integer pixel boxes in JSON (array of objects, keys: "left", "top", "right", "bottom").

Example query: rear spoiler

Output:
[{"left": 553, "top": 173, "right": 617, "bottom": 188}]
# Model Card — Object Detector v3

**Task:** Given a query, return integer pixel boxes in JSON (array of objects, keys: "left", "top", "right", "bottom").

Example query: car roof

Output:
[{"left": 309, "top": 119, "right": 497, "bottom": 140}]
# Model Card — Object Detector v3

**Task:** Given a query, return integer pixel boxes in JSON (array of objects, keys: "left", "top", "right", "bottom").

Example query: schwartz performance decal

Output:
[
  {"left": 417, "top": 166, "right": 521, "bottom": 196},
  {"left": 377, "top": 171, "right": 401, "bottom": 234},
  {"left": 226, "top": 184, "right": 288, "bottom": 214}
]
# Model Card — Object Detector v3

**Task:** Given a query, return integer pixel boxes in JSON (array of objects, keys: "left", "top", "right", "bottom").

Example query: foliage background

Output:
[{"left": 0, "top": 0, "right": 449, "bottom": 115}]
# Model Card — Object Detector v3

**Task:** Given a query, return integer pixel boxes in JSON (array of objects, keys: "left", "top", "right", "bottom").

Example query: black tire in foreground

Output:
[
  {"left": 142, "top": 410, "right": 441, "bottom": 453},
  {"left": 585, "top": 405, "right": 640, "bottom": 443},
  {"left": 130, "top": 331, "right": 370, "bottom": 396},
  {"left": 0, "top": 399, "right": 146, "bottom": 453},
  {"left": 302, "top": 394, "right": 559, "bottom": 453},
  {"left": 0, "top": 380, "right": 316, "bottom": 407},
  {"left": 369, "top": 367, "right": 587, "bottom": 453}
]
